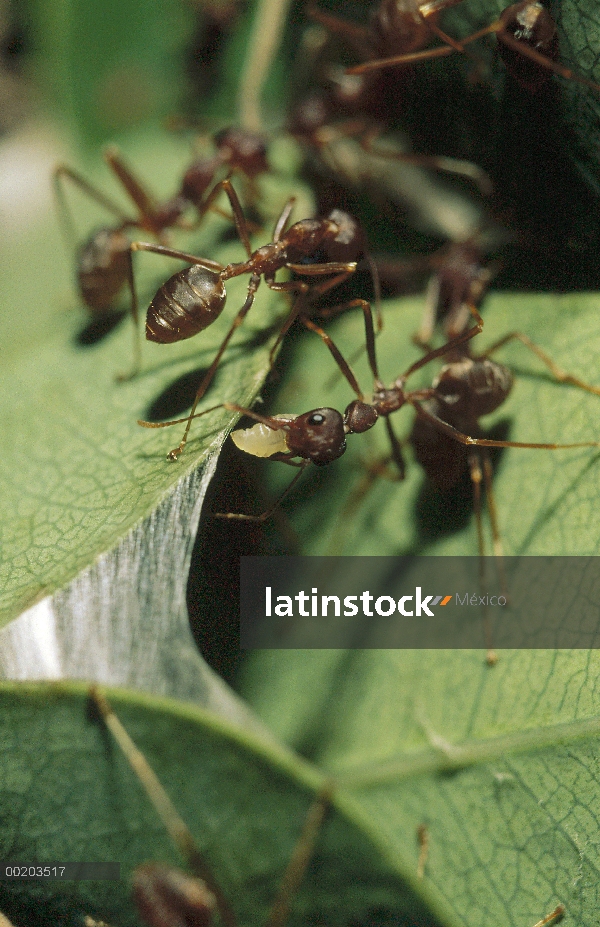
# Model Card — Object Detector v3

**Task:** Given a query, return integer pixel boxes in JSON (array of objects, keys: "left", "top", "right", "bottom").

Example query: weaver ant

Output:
[
  {"left": 413, "top": 232, "right": 499, "bottom": 347},
  {"left": 347, "top": 2, "right": 600, "bottom": 97},
  {"left": 53, "top": 128, "right": 269, "bottom": 317},
  {"left": 167, "top": 292, "right": 600, "bottom": 530},
  {"left": 306, "top": 0, "right": 471, "bottom": 84},
  {"left": 135, "top": 179, "right": 379, "bottom": 459}
]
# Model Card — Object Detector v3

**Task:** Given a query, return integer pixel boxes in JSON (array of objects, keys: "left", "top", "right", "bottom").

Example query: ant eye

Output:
[{"left": 308, "top": 413, "right": 326, "bottom": 426}]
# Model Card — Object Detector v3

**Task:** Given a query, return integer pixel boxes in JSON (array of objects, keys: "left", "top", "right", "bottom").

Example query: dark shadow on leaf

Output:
[
  {"left": 413, "top": 420, "right": 511, "bottom": 547},
  {"left": 144, "top": 366, "right": 210, "bottom": 421},
  {"left": 75, "top": 310, "right": 125, "bottom": 346}
]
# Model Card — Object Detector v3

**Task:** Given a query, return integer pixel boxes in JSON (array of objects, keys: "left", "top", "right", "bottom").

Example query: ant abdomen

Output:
[
  {"left": 434, "top": 356, "right": 514, "bottom": 419},
  {"left": 179, "top": 157, "right": 222, "bottom": 208},
  {"left": 78, "top": 227, "right": 131, "bottom": 313},
  {"left": 145, "top": 266, "right": 226, "bottom": 344},
  {"left": 371, "top": 0, "right": 433, "bottom": 57}
]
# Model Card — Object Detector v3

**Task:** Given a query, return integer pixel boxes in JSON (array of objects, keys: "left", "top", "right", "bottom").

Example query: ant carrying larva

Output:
[
  {"left": 161, "top": 295, "right": 600, "bottom": 538},
  {"left": 133, "top": 178, "right": 380, "bottom": 460}
]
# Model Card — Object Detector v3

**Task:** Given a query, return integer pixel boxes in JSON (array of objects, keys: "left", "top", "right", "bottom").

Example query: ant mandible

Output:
[
  {"left": 53, "top": 128, "right": 269, "bottom": 317},
  {"left": 134, "top": 178, "right": 379, "bottom": 459},
  {"left": 347, "top": 2, "right": 600, "bottom": 96}
]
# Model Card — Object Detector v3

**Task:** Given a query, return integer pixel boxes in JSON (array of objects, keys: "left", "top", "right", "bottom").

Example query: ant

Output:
[
  {"left": 166, "top": 294, "right": 600, "bottom": 532},
  {"left": 347, "top": 2, "right": 600, "bottom": 97},
  {"left": 306, "top": 0, "right": 471, "bottom": 81},
  {"left": 412, "top": 232, "right": 499, "bottom": 347},
  {"left": 135, "top": 179, "right": 379, "bottom": 460},
  {"left": 53, "top": 128, "right": 269, "bottom": 318},
  {"left": 89, "top": 686, "right": 334, "bottom": 927}
]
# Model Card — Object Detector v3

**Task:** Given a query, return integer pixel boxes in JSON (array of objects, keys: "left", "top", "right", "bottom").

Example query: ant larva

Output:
[
  {"left": 347, "top": 2, "right": 600, "bottom": 97},
  {"left": 134, "top": 180, "right": 379, "bottom": 460},
  {"left": 53, "top": 128, "right": 269, "bottom": 319}
]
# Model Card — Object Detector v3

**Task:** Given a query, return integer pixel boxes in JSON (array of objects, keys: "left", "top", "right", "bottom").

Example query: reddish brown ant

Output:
[
  {"left": 307, "top": 0, "right": 471, "bottom": 78},
  {"left": 53, "top": 128, "right": 269, "bottom": 317},
  {"left": 413, "top": 233, "right": 499, "bottom": 347},
  {"left": 347, "top": 2, "right": 600, "bottom": 96},
  {"left": 167, "top": 297, "right": 600, "bottom": 528},
  {"left": 135, "top": 179, "right": 381, "bottom": 459}
]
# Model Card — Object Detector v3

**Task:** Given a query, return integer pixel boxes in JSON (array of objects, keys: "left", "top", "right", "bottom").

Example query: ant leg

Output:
[
  {"left": 385, "top": 416, "right": 406, "bottom": 479},
  {"left": 129, "top": 240, "right": 224, "bottom": 273},
  {"left": 302, "top": 316, "right": 365, "bottom": 399},
  {"left": 360, "top": 129, "right": 493, "bottom": 196},
  {"left": 498, "top": 28, "right": 600, "bottom": 94},
  {"left": 532, "top": 905, "right": 565, "bottom": 927},
  {"left": 214, "top": 460, "right": 310, "bottom": 523},
  {"left": 346, "top": 16, "right": 497, "bottom": 75},
  {"left": 310, "top": 297, "right": 382, "bottom": 386},
  {"left": 198, "top": 178, "right": 254, "bottom": 258},
  {"left": 414, "top": 272, "right": 441, "bottom": 348},
  {"left": 482, "top": 331, "right": 600, "bottom": 396},
  {"left": 482, "top": 451, "right": 508, "bottom": 602},
  {"left": 285, "top": 262, "right": 358, "bottom": 276},
  {"left": 397, "top": 304, "right": 484, "bottom": 386},
  {"left": 466, "top": 450, "right": 497, "bottom": 664},
  {"left": 166, "top": 276, "right": 262, "bottom": 460},
  {"left": 53, "top": 164, "right": 132, "bottom": 247},
  {"left": 116, "top": 247, "right": 142, "bottom": 382},
  {"left": 408, "top": 399, "right": 600, "bottom": 451},
  {"left": 266, "top": 271, "right": 355, "bottom": 366},
  {"left": 89, "top": 687, "right": 237, "bottom": 927},
  {"left": 272, "top": 198, "right": 297, "bottom": 243},
  {"left": 305, "top": 3, "right": 371, "bottom": 55},
  {"left": 103, "top": 146, "right": 158, "bottom": 230},
  {"left": 264, "top": 783, "right": 333, "bottom": 927}
]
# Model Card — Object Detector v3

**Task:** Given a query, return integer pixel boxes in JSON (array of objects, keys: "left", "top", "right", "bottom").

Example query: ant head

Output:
[
  {"left": 344, "top": 400, "right": 378, "bottom": 435},
  {"left": 285, "top": 408, "right": 347, "bottom": 465},
  {"left": 371, "top": 0, "right": 435, "bottom": 57},
  {"left": 180, "top": 157, "right": 222, "bottom": 207},
  {"left": 214, "top": 127, "right": 269, "bottom": 177},
  {"left": 284, "top": 219, "right": 339, "bottom": 263},
  {"left": 499, "top": 2, "right": 559, "bottom": 91}
]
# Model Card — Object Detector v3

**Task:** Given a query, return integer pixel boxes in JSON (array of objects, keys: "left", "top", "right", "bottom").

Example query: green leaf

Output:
[
  {"left": 0, "top": 121, "right": 313, "bottom": 706},
  {"left": 0, "top": 682, "right": 458, "bottom": 927},
  {"left": 240, "top": 648, "right": 600, "bottom": 927}
]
